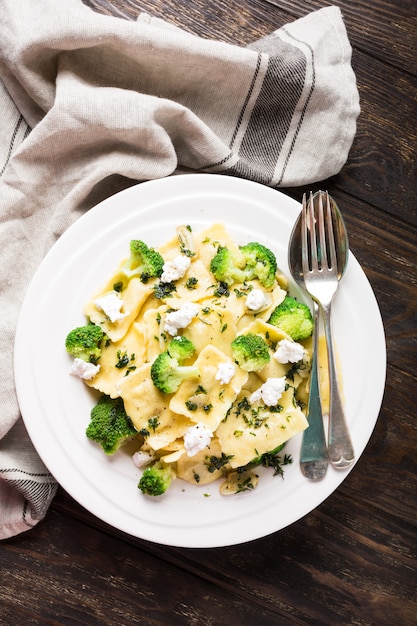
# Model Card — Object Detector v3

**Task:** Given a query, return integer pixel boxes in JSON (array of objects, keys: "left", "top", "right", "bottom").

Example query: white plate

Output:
[{"left": 14, "top": 174, "right": 386, "bottom": 548}]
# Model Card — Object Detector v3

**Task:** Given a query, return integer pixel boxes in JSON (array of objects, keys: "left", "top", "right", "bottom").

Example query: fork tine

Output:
[
  {"left": 317, "top": 191, "right": 328, "bottom": 271},
  {"left": 301, "top": 193, "right": 309, "bottom": 275},
  {"left": 308, "top": 191, "right": 319, "bottom": 273},
  {"left": 325, "top": 192, "right": 337, "bottom": 271}
]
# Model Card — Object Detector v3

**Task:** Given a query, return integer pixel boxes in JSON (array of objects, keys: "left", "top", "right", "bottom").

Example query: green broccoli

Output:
[
  {"left": 210, "top": 242, "right": 277, "bottom": 288},
  {"left": 240, "top": 242, "right": 277, "bottom": 288},
  {"left": 138, "top": 460, "right": 174, "bottom": 496},
  {"left": 151, "top": 349, "right": 200, "bottom": 394},
  {"left": 120, "top": 240, "right": 164, "bottom": 283},
  {"left": 268, "top": 295, "right": 313, "bottom": 341},
  {"left": 166, "top": 336, "right": 196, "bottom": 361},
  {"left": 86, "top": 395, "right": 137, "bottom": 454},
  {"left": 65, "top": 323, "right": 108, "bottom": 364},
  {"left": 231, "top": 333, "right": 271, "bottom": 372}
]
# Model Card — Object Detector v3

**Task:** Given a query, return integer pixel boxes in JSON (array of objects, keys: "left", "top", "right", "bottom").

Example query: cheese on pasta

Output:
[{"left": 80, "top": 223, "right": 312, "bottom": 493}]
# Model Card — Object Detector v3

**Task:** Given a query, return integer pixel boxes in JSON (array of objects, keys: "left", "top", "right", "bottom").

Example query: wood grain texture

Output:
[{"left": 2, "top": 1, "right": 416, "bottom": 625}]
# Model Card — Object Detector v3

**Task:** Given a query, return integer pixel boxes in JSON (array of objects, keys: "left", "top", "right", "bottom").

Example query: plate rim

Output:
[{"left": 14, "top": 173, "right": 386, "bottom": 547}]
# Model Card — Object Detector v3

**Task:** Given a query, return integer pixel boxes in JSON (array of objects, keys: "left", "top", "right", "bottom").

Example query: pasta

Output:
[{"left": 77, "top": 223, "right": 312, "bottom": 495}]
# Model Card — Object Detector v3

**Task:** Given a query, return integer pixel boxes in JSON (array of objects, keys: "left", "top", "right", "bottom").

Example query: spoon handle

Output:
[
  {"left": 322, "top": 302, "right": 355, "bottom": 468},
  {"left": 300, "top": 301, "right": 329, "bottom": 480}
]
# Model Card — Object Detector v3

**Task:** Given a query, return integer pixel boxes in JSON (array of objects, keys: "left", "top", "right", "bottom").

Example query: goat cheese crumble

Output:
[
  {"left": 215, "top": 361, "right": 236, "bottom": 385},
  {"left": 184, "top": 423, "right": 213, "bottom": 457},
  {"left": 94, "top": 291, "right": 126, "bottom": 323},
  {"left": 160, "top": 254, "right": 191, "bottom": 283},
  {"left": 274, "top": 339, "right": 306, "bottom": 364},
  {"left": 132, "top": 450, "right": 155, "bottom": 469},
  {"left": 246, "top": 288, "right": 267, "bottom": 311},
  {"left": 249, "top": 377, "right": 287, "bottom": 406},
  {"left": 164, "top": 302, "right": 200, "bottom": 336},
  {"left": 70, "top": 358, "right": 101, "bottom": 381}
]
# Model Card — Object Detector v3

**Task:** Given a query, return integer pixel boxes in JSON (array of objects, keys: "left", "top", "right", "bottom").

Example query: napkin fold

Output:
[{"left": 0, "top": 0, "right": 359, "bottom": 539}]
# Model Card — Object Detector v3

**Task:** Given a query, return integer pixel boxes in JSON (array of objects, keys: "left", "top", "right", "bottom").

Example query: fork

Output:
[{"left": 302, "top": 191, "right": 355, "bottom": 469}]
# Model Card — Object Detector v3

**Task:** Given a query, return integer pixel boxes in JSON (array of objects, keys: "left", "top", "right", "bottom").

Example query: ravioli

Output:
[{"left": 74, "top": 222, "right": 313, "bottom": 495}]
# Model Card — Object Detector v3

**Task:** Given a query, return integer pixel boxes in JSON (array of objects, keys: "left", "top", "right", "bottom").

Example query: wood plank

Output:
[
  {"left": 0, "top": 507, "right": 284, "bottom": 626},
  {"left": 84, "top": 0, "right": 417, "bottom": 76},
  {"left": 263, "top": 0, "right": 417, "bottom": 75}
]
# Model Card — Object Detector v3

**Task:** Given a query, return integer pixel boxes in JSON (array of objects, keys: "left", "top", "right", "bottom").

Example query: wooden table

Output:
[{"left": 2, "top": 1, "right": 416, "bottom": 624}]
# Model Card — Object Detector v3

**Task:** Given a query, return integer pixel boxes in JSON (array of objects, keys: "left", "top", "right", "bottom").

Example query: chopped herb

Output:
[
  {"left": 154, "top": 281, "right": 177, "bottom": 299},
  {"left": 113, "top": 281, "right": 124, "bottom": 292},
  {"left": 186, "top": 276, "right": 198, "bottom": 289},
  {"left": 236, "top": 475, "right": 256, "bottom": 493},
  {"left": 115, "top": 350, "right": 136, "bottom": 370},
  {"left": 206, "top": 453, "right": 234, "bottom": 473},
  {"left": 214, "top": 281, "right": 230, "bottom": 297},
  {"left": 148, "top": 417, "right": 159, "bottom": 432},
  {"left": 185, "top": 400, "right": 198, "bottom": 411},
  {"left": 260, "top": 452, "right": 293, "bottom": 477}
]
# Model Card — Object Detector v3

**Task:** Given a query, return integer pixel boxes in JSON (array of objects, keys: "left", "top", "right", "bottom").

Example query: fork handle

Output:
[
  {"left": 322, "top": 302, "right": 355, "bottom": 468},
  {"left": 300, "top": 301, "right": 328, "bottom": 480}
]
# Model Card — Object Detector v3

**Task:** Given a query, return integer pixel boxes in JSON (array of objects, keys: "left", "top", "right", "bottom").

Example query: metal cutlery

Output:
[
  {"left": 288, "top": 203, "right": 328, "bottom": 480},
  {"left": 300, "top": 190, "right": 355, "bottom": 470}
]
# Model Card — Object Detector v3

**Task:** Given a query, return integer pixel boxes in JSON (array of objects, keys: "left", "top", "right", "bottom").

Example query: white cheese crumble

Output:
[
  {"left": 94, "top": 291, "right": 126, "bottom": 323},
  {"left": 70, "top": 357, "right": 100, "bottom": 380},
  {"left": 215, "top": 361, "right": 236, "bottom": 385},
  {"left": 249, "top": 377, "right": 287, "bottom": 406},
  {"left": 164, "top": 302, "right": 200, "bottom": 336},
  {"left": 274, "top": 339, "right": 306, "bottom": 364},
  {"left": 132, "top": 450, "right": 155, "bottom": 469},
  {"left": 184, "top": 423, "right": 213, "bottom": 457},
  {"left": 246, "top": 288, "right": 267, "bottom": 311},
  {"left": 160, "top": 254, "right": 191, "bottom": 283}
]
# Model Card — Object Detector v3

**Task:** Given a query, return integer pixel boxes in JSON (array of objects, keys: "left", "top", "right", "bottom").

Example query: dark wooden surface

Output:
[{"left": 1, "top": 1, "right": 416, "bottom": 624}]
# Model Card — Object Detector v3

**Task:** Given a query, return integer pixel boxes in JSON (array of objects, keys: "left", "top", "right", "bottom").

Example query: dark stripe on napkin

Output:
[{"left": 226, "top": 40, "right": 307, "bottom": 185}]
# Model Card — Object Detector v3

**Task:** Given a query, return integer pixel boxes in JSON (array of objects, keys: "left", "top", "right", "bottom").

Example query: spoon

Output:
[{"left": 288, "top": 203, "right": 329, "bottom": 480}]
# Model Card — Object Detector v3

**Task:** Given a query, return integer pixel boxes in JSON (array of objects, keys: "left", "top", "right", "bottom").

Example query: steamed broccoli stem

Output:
[
  {"left": 86, "top": 395, "right": 137, "bottom": 454},
  {"left": 209, "top": 242, "right": 277, "bottom": 288},
  {"left": 65, "top": 323, "right": 108, "bottom": 364},
  {"left": 121, "top": 240, "right": 164, "bottom": 283},
  {"left": 151, "top": 351, "right": 200, "bottom": 394},
  {"left": 268, "top": 295, "right": 313, "bottom": 341},
  {"left": 138, "top": 461, "right": 174, "bottom": 496},
  {"left": 231, "top": 333, "right": 270, "bottom": 372}
]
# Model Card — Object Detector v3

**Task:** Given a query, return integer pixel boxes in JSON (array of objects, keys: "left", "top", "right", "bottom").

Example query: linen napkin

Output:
[{"left": 0, "top": 0, "right": 359, "bottom": 539}]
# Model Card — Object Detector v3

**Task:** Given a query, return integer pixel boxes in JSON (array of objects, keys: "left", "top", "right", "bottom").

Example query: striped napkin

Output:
[{"left": 0, "top": 0, "right": 359, "bottom": 538}]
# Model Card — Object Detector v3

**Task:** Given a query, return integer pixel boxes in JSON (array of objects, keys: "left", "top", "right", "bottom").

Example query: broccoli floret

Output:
[
  {"left": 86, "top": 395, "right": 137, "bottom": 454},
  {"left": 240, "top": 242, "right": 277, "bottom": 288},
  {"left": 121, "top": 240, "right": 164, "bottom": 283},
  {"left": 210, "top": 242, "right": 277, "bottom": 288},
  {"left": 231, "top": 333, "right": 271, "bottom": 372},
  {"left": 138, "top": 460, "right": 174, "bottom": 496},
  {"left": 65, "top": 323, "right": 108, "bottom": 364},
  {"left": 166, "top": 336, "right": 196, "bottom": 361},
  {"left": 151, "top": 351, "right": 200, "bottom": 394},
  {"left": 210, "top": 247, "right": 247, "bottom": 286},
  {"left": 268, "top": 295, "right": 313, "bottom": 341}
]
